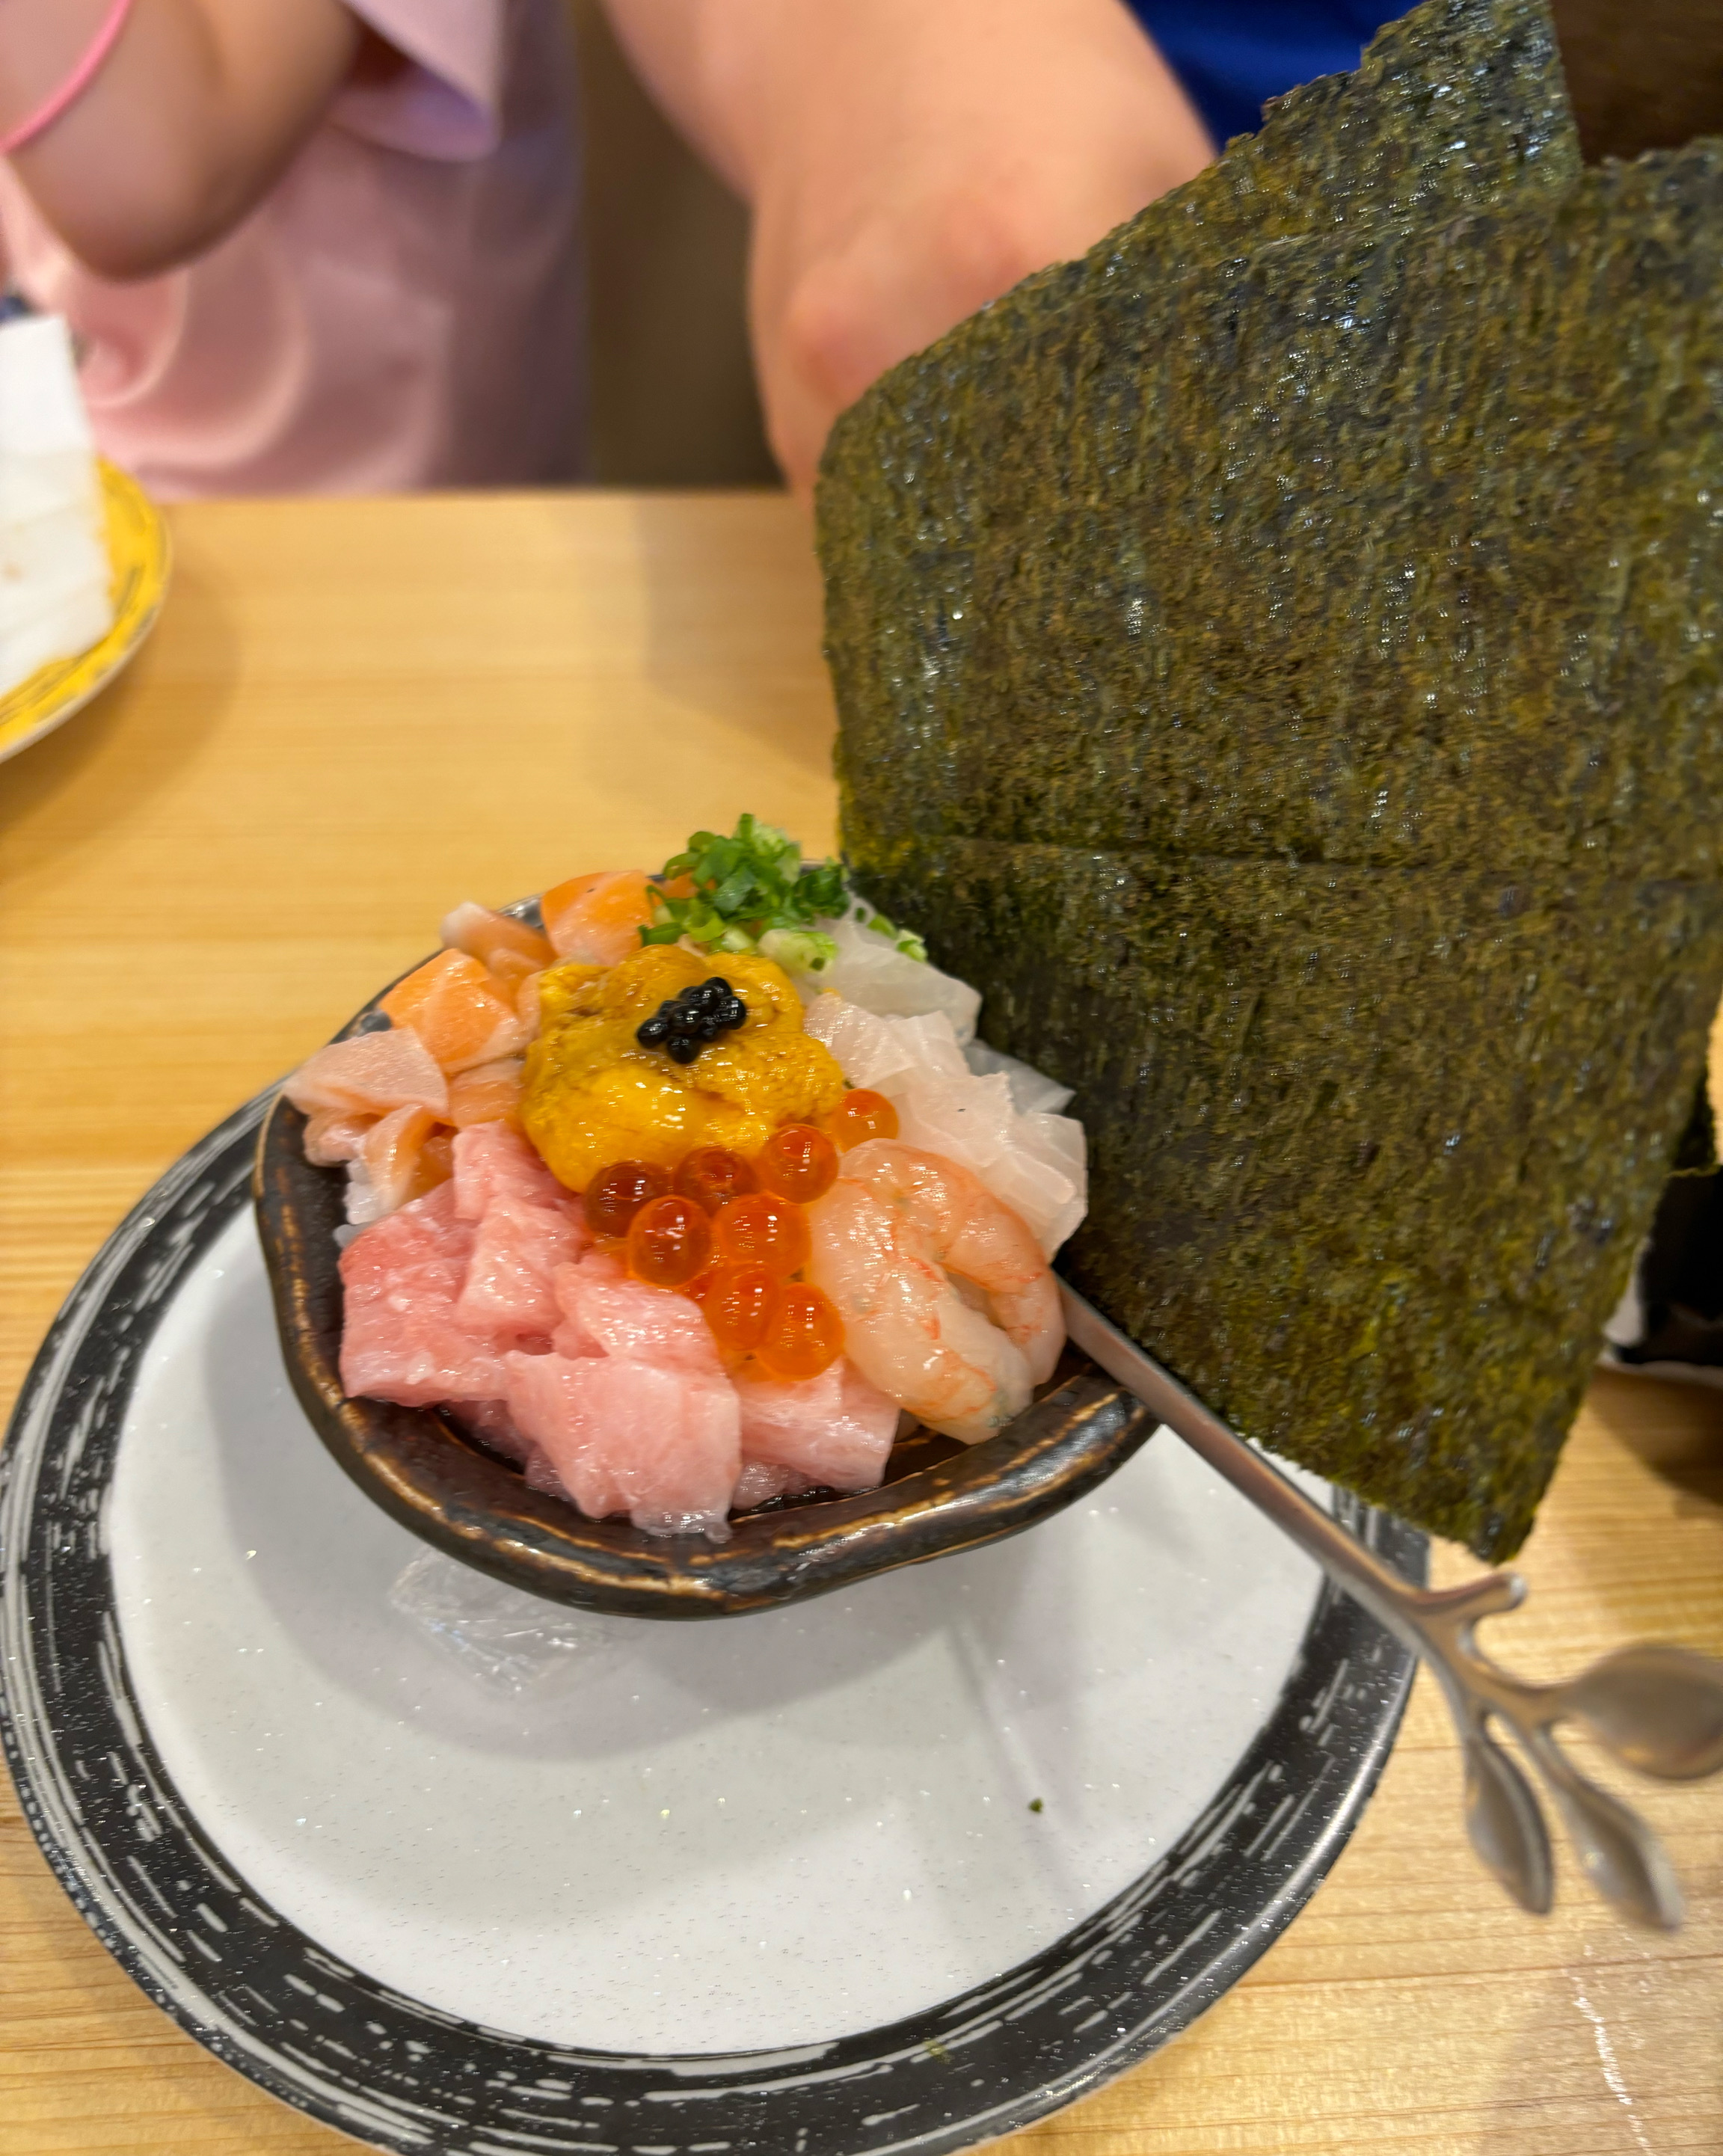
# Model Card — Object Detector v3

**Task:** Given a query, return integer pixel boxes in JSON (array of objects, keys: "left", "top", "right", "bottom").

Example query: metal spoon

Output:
[{"left": 1060, "top": 1282, "right": 1723, "bottom": 1929}]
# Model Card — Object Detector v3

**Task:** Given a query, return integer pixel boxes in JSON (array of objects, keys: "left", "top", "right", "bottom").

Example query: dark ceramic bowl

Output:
[{"left": 255, "top": 979, "right": 1155, "bottom": 1620}]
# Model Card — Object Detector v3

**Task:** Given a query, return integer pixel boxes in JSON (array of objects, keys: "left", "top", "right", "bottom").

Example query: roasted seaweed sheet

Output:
[{"left": 818, "top": 0, "right": 1723, "bottom": 1557}]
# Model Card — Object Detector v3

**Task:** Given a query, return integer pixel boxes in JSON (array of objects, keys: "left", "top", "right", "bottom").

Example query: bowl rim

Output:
[{"left": 254, "top": 965, "right": 1155, "bottom": 1619}]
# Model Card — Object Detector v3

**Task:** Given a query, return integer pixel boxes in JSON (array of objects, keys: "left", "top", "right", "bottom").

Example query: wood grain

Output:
[{"left": 2, "top": 494, "right": 1719, "bottom": 2156}]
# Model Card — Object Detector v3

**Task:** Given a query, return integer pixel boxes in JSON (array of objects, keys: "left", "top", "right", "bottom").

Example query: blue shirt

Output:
[{"left": 1128, "top": 1, "right": 1410, "bottom": 148}]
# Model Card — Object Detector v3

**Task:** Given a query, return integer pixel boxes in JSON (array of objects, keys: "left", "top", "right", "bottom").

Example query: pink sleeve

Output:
[{"left": 331, "top": 0, "right": 507, "bottom": 161}]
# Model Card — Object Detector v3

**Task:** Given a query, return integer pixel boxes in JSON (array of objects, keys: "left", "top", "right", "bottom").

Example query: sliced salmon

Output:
[
  {"left": 511, "top": 968, "right": 544, "bottom": 1031},
  {"left": 446, "top": 1057, "right": 526, "bottom": 1130},
  {"left": 285, "top": 1028, "right": 448, "bottom": 1120},
  {"left": 380, "top": 950, "right": 529, "bottom": 1074},
  {"left": 349, "top": 1105, "right": 450, "bottom": 1223},
  {"left": 541, "top": 869, "right": 663, "bottom": 965},
  {"left": 303, "top": 1108, "right": 373, "bottom": 1165},
  {"left": 484, "top": 947, "right": 539, "bottom": 990},
  {"left": 440, "top": 901, "right": 555, "bottom": 971}
]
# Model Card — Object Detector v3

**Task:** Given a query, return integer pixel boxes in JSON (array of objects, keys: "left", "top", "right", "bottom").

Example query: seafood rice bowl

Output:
[{"left": 280, "top": 817, "right": 1088, "bottom": 1541}]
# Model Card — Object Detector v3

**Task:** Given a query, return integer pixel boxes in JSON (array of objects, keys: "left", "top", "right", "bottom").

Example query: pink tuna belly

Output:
[
  {"left": 452, "top": 1121, "right": 575, "bottom": 1221},
  {"left": 339, "top": 1185, "right": 508, "bottom": 1405},
  {"left": 506, "top": 1352, "right": 740, "bottom": 1535},
  {"left": 455, "top": 1200, "right": 584, "bottom": 1338},
  {"left": 554, "top": 1256, "right": 722, "bottom": 1376},
  {"left": 732, "top": 1359, "right": 899, "bottom": 1491}
]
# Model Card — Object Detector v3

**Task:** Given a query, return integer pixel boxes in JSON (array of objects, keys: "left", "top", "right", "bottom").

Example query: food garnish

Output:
[{"left": 641, "top": 814, "right": 925, "bottom": 972}]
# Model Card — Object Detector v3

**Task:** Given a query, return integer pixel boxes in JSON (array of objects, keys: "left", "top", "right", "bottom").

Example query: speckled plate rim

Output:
[
  {"left": 1, "top": 1090, "right": 1425, "bottom": 2156},
  {"left": 0, "top": 460, "right": 171, "bottom": 766}
]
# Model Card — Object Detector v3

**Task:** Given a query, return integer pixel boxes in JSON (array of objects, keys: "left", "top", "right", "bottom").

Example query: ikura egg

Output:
[
  {"left": 755, "top": 1124, "right": 838, "bottom": 1203},
  {"left": 584, "top": 1158, "right": 671, "bottom": 1238},
  {"left": 755, "top": 1284, "right": 844, "bottom": 1381},
  {"left": 824, "top": 1088, "right": 900, "bottom": 1152},
  {"left": 676, "top": 1146, "right": 758, "bottom": 1213},
  {"left": 713, "top": 1192, "right": 811, "bottom": 1278},
  {"left": 701, "top": 1263, "right": 776, "bottom": 1354},
  {"left": 626, "top": 1194, "right": 713, "bottom": 1288}
]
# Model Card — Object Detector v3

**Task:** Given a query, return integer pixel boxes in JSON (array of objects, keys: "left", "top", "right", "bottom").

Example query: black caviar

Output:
[{"left": 636, "top": 977, "right": 748, "bottom": 1065}]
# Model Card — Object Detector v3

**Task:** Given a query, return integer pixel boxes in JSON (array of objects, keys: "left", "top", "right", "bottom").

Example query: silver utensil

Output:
[{"left": 1060, "top": 1281, "right": 1723, "bottom": 1928}]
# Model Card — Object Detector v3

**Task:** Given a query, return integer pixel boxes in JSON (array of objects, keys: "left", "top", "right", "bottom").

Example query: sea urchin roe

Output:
[
  {"left": 584, "top": 1158, "right": 671, "bottom": 1238},
  {"left": 713, "top": 1191, "right": 811, "bottom": 1278},
  {"left": 700, "top": 1263, "right": 777, "bottom": 1353},
  {"left": 755, "top": 1284, "right": 844, "bottom": 1381},
  {"left": 825, "top": 1088, "right": 900, "bottom": 1151},
  {"left": 675, "top": 1146, "right": 757, "bottom": 1213},
  {"left": 521, "top": 946, "right": 847, "bottom": 1191},
  {"left": 626, "top": 1194, "right": 713, "bottom": 1288},
  {"left": 755, "top": 1123, "right": 838, "bottom": 1203}
]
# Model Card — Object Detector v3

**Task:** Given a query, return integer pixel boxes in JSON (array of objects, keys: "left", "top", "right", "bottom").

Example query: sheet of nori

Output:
[{"left": 817, "top": 0, "right": 1723, "bottom": 1558}]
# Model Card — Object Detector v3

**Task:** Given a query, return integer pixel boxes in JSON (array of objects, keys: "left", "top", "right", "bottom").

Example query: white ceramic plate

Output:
[{"left": 1, "top": 1095, "right": 1422, "bottom": 2155}]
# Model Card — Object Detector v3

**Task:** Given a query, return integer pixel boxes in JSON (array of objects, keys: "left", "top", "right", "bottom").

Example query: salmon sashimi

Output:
[
  {"left": 540, "top": 869, "right": 661, "bottom": 965},
  {"left": 439, "top": 901, "right": 555, "bottom": 972},
  {"left": 483, "top": 948, "right": 541, "bottom": 992},
  {"left": 509, "top": 969, "right": 544, "bottom": 1027},
  {"left": 339, "top": 1184, "right": 512, "bottom": 1406},
  {"left": 349, "top": 1105, "right": 451, "bottom": 1225},
  {"left": 380, "top": 950, "right": 529, "bottom": 1075},
  {"left": 446, "top": 1057, "right": 525, "bottom": 1130},
  {"left": 285, "top": 1028, "right": 449, "bottom": 1120},
  {"left": 303, "top": 1108, "right": 372, "bottom": 1166}
]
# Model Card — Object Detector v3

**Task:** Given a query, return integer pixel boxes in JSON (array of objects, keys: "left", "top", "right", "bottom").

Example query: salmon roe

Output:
[
  {"left": 584, "top": 1158, "right": 672, "bottom": 1238},
  {"left": 626, "top": 1195, "right": 713, "bottom": 1288},
  {"left": 824, "top": 1088, "right": 899, "bottom": 1152},
  {"left": 700, "top": 1263, "right": 777, "bottom": 1354},
  {"left": 712, "top": 1191, "right": 811, "bottom": 1278},
  {"left": 675, "top": 1146, "right": 757, "bottom": 1214},
  {"left": 755, "top": 1284, "right": 844, "bottom": 1381},
  {"left": 754, "top": 1123, "right": 838, "bottom": 1204}
]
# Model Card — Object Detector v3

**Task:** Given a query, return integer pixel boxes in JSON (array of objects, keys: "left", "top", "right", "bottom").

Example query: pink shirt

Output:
[{"left": 0, "top": 0, "right": 583, "bottom": 497}]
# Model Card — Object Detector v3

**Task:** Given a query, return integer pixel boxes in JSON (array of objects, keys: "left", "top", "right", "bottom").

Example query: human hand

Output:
[{"left": 606, "top": 0, "right": 1213, "bottom": 494}]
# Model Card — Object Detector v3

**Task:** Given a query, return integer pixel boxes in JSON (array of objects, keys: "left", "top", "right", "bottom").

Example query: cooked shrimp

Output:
[{"left": 805, "top": 1140, "right": 1064, "bottom": 1443}]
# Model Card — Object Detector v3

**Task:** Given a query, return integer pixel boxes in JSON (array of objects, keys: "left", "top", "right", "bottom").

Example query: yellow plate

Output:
[{"left": 0, "top": 459, "right": 171, "bottom": 766}]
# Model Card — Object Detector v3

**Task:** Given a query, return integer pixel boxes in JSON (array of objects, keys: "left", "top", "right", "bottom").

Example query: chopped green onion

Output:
[{"left": 641, "top": 814, "right": 928, "bottom": 965}]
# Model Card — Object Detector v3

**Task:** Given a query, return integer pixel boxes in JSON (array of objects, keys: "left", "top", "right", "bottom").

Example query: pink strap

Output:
[{"left": 0, "top": 0, "right": 138, "bottom": 159}]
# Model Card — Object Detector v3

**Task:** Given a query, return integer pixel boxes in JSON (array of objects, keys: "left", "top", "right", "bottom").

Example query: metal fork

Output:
[{"left": 1060, "top": 1283, "right": 1723, "bottom": 1929}]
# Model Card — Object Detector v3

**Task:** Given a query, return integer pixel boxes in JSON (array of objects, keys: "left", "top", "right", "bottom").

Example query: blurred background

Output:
[
  {"left": 568, "top": 0, "right": 778, "bottom": 489},
  {"left": 564, "top": 0, "right": 1723, "bottom": 494}
]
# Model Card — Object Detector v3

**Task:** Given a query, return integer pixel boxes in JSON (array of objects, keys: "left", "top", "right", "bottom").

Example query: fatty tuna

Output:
[{"left": 339, "top": 1182, "right": 510, "bottom": 1405}]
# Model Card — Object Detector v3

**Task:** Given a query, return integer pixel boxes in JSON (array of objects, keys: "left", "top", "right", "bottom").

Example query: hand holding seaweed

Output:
[{"left": 819, "top": 0, "right": 1723, "bottom": 1558}]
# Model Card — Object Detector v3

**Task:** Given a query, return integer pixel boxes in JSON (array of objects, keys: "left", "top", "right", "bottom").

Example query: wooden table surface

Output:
[{"left": 2, "top": 493, "right": 1720, "bottom": 2156}]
